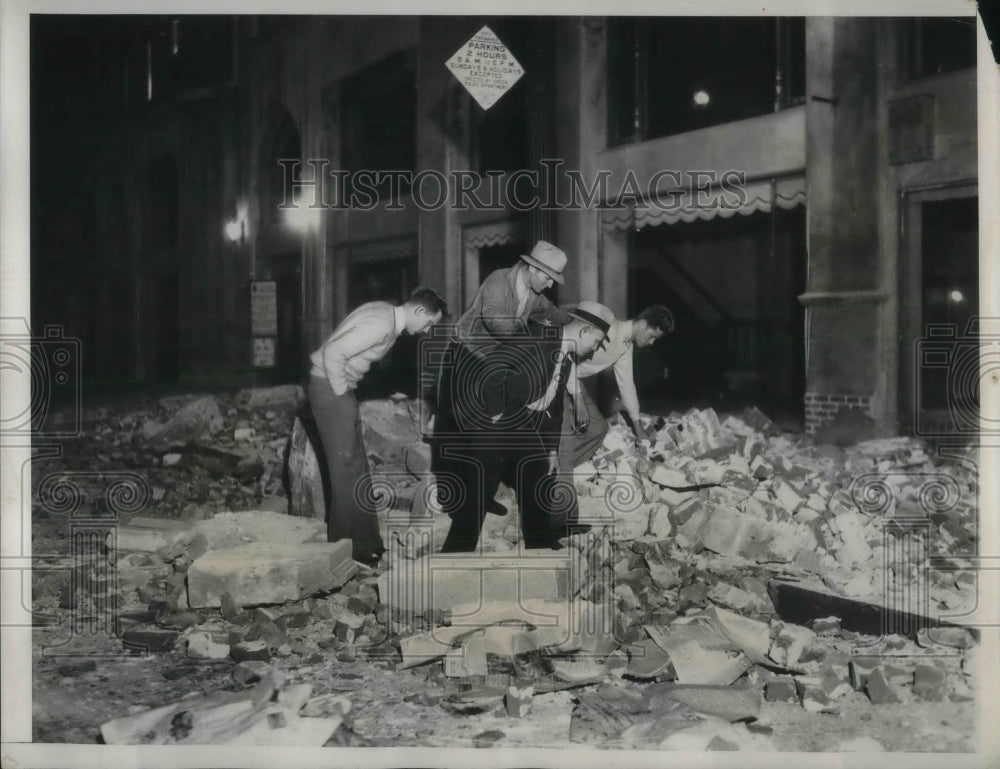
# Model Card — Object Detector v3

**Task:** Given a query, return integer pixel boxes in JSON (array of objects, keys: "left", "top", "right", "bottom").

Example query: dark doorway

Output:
[
  {"left": 479, "top": 242, "right": 523, "bottom": 279},
  {"left": 273, "top": 253, "right": 302, "bottom": 384},
  {"left": 629, "top": 207, "right": 807, "bottom": 422},
  {"left": 155, "top": 272, "right": 180, "bottom": 381},
  {"left": 916, "top": 196, "right": 979, "bottom": 426}
]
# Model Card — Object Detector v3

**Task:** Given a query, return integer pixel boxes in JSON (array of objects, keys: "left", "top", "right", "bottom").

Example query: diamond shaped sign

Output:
[{"left": 445, "top": 25, "right": 525, "bottom": 111}]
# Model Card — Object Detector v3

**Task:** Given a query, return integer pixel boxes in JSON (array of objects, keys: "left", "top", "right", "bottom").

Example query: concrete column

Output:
[
  {"left": 416, "top": 18, "right": 476, "bottom": 317},
  {"left": 553, "top": 18, "right": 607, "bottom": 307},
  {"left": 600, "top": 225, "right": 629, "bottom": 318},
  {"left": 801, "top": 17, "right": 886, "bottom": 433}
]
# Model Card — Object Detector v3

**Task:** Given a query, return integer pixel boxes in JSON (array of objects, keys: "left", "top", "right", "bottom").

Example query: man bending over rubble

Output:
[
  {"left": 561, "top": 303, "right": 674, "bottom": 474},
  {"left": 309, "top": 286, "right": 447, "bottom": 567},
  {"left": 431, "top": 240, "right": 576, "bottom": 521},
  {"left": 439, "top": 305, "right": 611, "bottom": 552}
]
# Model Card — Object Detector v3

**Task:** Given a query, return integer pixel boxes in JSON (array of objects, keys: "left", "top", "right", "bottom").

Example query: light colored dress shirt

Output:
[
  {"left": 571, "top": 318, "right": 642, "bottom": 418},
  {"left": 310, "top": 302, "right": 406, "bottom": 395}
]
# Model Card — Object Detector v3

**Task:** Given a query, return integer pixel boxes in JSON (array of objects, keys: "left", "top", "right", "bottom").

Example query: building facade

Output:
[{"left": 33, "top": 15, "right": 978, "bottom": 434}]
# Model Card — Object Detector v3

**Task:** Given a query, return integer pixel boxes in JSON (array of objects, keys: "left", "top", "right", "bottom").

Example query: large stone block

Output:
[
  {"left": 142, "top": 396, "right": 224, "bottom": 453},
  {"left": 187, "top": 540, "right": 357, "bottom": 608},
  {"left": 107, "top": 517, "right": 190, "bottom": 554},
  {"left": 358, "top": 399, "right": 426, "bottom": 465},
  {"left": 166, "top": 510, "right": 327, "bottom": 564},
  {"left": 377, "top": 552, "right": 570, "bottom": 617},
  {"left": 235, "top": 384, "right": 304, "bottom": 410},
  {"left": 286, "top": 417, "right": 326, "bottom": 520}
]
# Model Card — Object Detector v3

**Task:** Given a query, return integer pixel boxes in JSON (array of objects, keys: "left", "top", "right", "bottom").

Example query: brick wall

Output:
[{"left": 804, "top": 392, "right": 872, "bottom": 434}]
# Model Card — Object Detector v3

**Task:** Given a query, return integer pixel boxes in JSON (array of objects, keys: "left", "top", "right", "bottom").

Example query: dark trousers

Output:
[
  {"left": 434, "top": 339, "right": 573, "bottom": 551},
  {"left": 503, "top": 426, "right": 575, "bottom": 549},
  {"left": 432, "top": 340, "right": 506, "bottom": 552},
  {"left": 308, "top": 376, "right": 383, "bottom": 561},
  {"left": 559, "top": 383, "right": 609, "bottom": 475}
]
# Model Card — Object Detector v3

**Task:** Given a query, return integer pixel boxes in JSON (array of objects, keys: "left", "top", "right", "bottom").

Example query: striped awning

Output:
[{"left": 601, "top": 175, "right": 806, "bottom": 231}]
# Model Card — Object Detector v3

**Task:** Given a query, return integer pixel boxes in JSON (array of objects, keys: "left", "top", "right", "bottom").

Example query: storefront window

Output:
[
  {"left": 607, "top": 17, "right": 805, "bottom": 146},
  {"left": 906, "top": 17, "right": 976, "bottom": 79}
]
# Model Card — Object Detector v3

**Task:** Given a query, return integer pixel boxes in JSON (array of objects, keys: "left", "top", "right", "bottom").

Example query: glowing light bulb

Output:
[
  {"left": 949, "top": 289, "right": 965, "bottom": 303},
  {"left": 693, "top": 90, "right": 710, "bottom": 106}
]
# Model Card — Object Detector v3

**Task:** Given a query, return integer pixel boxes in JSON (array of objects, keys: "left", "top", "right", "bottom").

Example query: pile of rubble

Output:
[{"left": 34, "top": 390, "right": 980, "bottom": 748}]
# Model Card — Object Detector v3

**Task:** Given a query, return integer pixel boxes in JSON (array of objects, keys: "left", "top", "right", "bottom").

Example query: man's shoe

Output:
[{"left": 486, "top": 499, "right": 508, "bottom": 516}]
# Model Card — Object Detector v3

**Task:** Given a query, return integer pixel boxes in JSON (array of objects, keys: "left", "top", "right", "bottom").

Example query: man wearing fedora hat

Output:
[
  {"left": 453, "top": 240, "right": 574, "bottom": 358},
  {"left": 431, "top": 240, "right": 582, "bottom": 535},
  {"left": 439, "top": 307, "right": 611, "bottom": 552}
]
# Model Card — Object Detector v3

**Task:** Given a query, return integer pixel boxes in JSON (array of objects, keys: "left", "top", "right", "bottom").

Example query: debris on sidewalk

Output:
[
  {"left": 33, "top": 391, "right": 980, "bottom": 750},
  {"left": 100, "top": 670, "right": 349, "bottom": 745}
]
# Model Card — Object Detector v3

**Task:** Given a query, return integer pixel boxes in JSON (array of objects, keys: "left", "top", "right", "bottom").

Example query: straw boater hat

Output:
[
  {"left": 568, "top": 300, "right": 614, "bottom": 344},
  {"left": 520, "top": 240, "right": 567, "bottom": 285}
]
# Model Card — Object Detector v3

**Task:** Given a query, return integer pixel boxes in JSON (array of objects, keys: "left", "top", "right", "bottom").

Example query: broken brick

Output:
[
  {"left": 504, "top": 685, "right": 534, "bottom": 718},
  {"left": 678, "top": 583, "right": 710, "bottom": 606},
  {"left": 186, "top": 540, "right": 357, "bottom": 608},
  {"left": 232, "top": 660, "right": 271, "bottom": 685},
  {"left": 276, "top": 607, "right": 312, "bottom": 630},
  {"left": 848, "top": 658, "right": 877, "bottom": 691},
  {"left": 334, "top": 611, "right": 366, "bottom": 643},
  {"left": 865, "top": 668, "right": 901, "bottom": 704},
  {"left": 230, "top": 640, "right": 271, "bottom": 662},
  {"left": 186, "top": 631, "right": 230, "bottom": 660},
  {"left": 764, "top": 678, "right": 798, "bottom": 703},
  {"left": 768, "top": 622, "right": 815, "bottom": 667},
  {"left": 883, "top": 664, "right": 913, "bottom": 686},
  {"left": 809, "top": 616, "right": 841, "bottom": 635},
  {"left": 347, "top": 594, "right": 377, "bottom": 617},
  {"left": 796, "top": 679, "right": 834, "bottom": 713},
  {"left": 913, "top": 664, "right": 946, "bottom": 701},
  {"left": 219, "top": 592, "right": 243, "bottom": 622},
  {"left": 122, "top": 629, "right": 178, "bottom": 653},
  {"left": 707, "top": 582, "right": 754, "bottom": 611}
]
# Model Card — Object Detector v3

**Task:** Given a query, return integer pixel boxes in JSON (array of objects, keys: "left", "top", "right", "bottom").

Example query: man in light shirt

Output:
[
  {"left": 561, "top": 303, "right": 675, "bottom": 474},
  {"left": 309, "top": 286, "right": 447, "bottom": 566}
]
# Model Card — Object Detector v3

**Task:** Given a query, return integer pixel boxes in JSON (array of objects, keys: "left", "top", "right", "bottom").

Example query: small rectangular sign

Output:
[
  {"left": 251, "top": 281, "right": 278, "bottom": 336},
  {"left": 253, "top": 337, "right": 275, "bottom": 368}
]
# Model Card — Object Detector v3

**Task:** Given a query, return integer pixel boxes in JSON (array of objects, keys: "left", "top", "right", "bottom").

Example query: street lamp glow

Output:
[
  {"left": 224, "top": 199, "right": 249, "bottom": 243},
  {"left": 693, "top": 90, "right": 710, "bottom": 106},
  {"left": 283, "top": 193, "right": 322, "bottom": 233}
]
